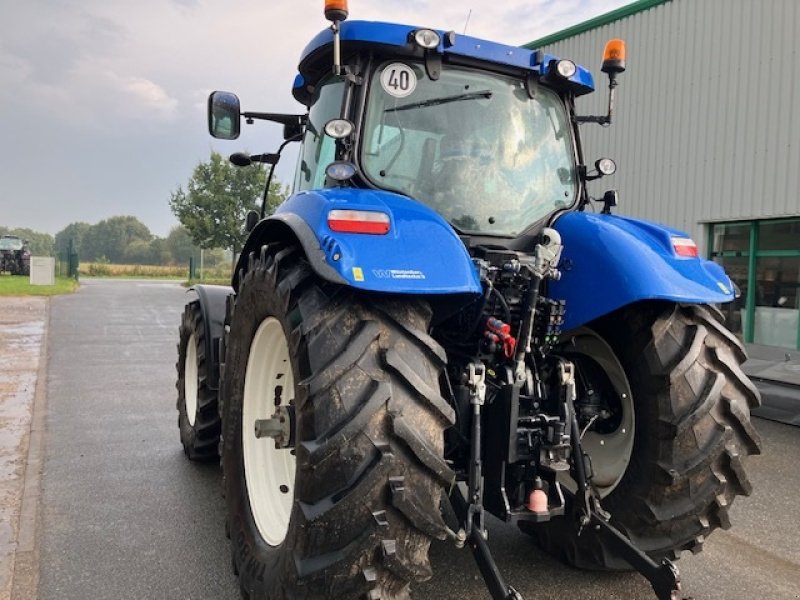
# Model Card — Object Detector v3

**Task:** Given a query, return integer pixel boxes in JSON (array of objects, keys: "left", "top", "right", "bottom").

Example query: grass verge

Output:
[
  {"left": 0, "top": 275, "right": 79, "bottom": 296},
  {"left": 79, "top": 262, "right": 189, "bottom": 278},
  {"left": 80, "top": 262, "right": 233, "bottom": 281}
]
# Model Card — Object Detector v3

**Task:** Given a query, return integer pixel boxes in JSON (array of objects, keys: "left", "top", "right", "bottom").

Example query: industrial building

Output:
[{"left": 527, "top": 0, "right": 800, "bottom": 401}]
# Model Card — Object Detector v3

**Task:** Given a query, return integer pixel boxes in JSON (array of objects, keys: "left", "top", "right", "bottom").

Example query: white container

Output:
[{"left": 30, "top": 256, "right": 55, "bottom": 286}]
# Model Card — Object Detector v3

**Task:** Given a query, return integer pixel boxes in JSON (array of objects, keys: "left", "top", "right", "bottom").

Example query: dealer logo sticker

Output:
[{"left": 372, "top": 269, "right": 426, "bottom": 280}]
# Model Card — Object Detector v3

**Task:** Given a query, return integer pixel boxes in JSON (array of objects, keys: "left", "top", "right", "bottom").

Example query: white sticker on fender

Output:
[
  {"left": 380, "top": 63, "right": 417, "bottom": 98},
  {"left": 372, "top": 269, "right": 426, "bottom": 280}
]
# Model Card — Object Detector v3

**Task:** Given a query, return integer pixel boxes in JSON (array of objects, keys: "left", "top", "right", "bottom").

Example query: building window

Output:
[{"left": 709, "top": 219, "right": 800, "bottom": 350}]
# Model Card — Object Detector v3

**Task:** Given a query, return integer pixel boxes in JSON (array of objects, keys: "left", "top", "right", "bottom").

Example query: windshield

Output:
[
  {"left": 294, "top": 77, "right": 346, "bottom": 192},
  {"left": 0, "top": 237, "right": 23, "bottom": 251},
  {"left": 361, "top": 63, "right": 577, "bottom": 236}
]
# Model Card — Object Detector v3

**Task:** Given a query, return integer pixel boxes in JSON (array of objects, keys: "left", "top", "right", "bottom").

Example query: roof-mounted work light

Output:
[
  {"left": 413, "top": 29, "right": 440, "bottom": 49},
  {"left": 554, "top": 59, "right": 577, "bottom": 79},
  {"left": 324, "top": 0, "right": 349, "bottom": 76}
]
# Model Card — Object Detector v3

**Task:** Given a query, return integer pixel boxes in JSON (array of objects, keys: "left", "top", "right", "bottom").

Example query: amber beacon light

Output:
[
  {"left": 324, "top": 0, "right": 348, "bottom": 22},
  {"left": 575, "top": 38, "right": 626, "bottom": 125},
  {"left": 602, "top": 39, "right": 626, "bottom": 74}
]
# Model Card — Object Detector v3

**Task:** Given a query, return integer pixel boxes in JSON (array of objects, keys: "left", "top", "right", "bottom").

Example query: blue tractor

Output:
[{"left": 175, "top": 3, "right": 761, "bottom": 598}]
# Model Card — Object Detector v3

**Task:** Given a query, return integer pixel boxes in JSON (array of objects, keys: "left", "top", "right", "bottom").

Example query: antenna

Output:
[{"left": 463, "top": 9, "right": 472, "bottom": 35}]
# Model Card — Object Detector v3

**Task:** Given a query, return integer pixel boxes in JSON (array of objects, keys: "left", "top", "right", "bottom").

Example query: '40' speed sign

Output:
[{"left": 380, "top": 63, "right": 417, "bottom": 98}]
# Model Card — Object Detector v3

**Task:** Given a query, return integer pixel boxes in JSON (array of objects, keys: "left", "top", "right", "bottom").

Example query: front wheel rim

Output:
[
  {"left": 242, "top": 317, "right": 296, "bottom": 546},
  {"left": 184, "top": 333, "right": 198, "bottom": 427}
]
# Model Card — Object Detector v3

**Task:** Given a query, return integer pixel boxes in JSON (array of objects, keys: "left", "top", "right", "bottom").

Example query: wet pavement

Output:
[
  {"left": 11, "top": 279, "right": 800, "bottom": 599},
  {"left": 0, "top": 297, "right": 46, "bottom": 600},
  {"left": 745, "top": 344, "right": 800, "bottom": 387},
  {"left": 37, "top": 279, "right": 235, "bottom": 599},
  {"left": 744, "top": 344, "right": 800, "bottom": 425}
]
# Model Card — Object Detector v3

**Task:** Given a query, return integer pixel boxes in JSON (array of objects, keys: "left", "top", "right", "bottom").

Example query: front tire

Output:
[
  {"left": 221, "top": 245, "right": 455, "bottom": 599},
  {"left": 176, "top": 301, "right": 221, "bottom": 461},
  {"left": 529, "top": 302, "right": 762, "bottom": 569}
]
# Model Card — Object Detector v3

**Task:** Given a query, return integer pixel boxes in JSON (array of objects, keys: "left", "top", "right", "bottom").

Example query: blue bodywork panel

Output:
[
  {"left": 551, "top": 212, "right": 735, "bottom": 331},
  {"left": 274, "top": 188, "right": 482, "bottom": 295},
  {"left": 296, "top": 20, "right": 594, "bottom": 95},
  {"left": 188, "top": 284, "right": 233, "bottom": 390}
]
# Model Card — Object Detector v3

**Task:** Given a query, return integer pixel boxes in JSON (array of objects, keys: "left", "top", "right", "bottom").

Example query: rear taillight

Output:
[
  {"left": 327, "top": 209, "right": 390, "bottom": 235},
  {"left": 672, "top": 237, "right": 698, "bottom": 257}
]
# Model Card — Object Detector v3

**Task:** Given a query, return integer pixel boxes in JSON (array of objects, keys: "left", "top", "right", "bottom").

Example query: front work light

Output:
[
  {"left": 596, "top": 158, "right": 617, "bottom": 176},
  {"left": 414, "top": 29, "right": 441, "bottom": 49},
  {"left": 324, "top": 118, "right": 354, "bottom": 139},
  {"left": 325, "top": 161, "right": 357, "bottom": 182},
  {"left": 328, "top": 209, "right": 390, "bottom": 234}
]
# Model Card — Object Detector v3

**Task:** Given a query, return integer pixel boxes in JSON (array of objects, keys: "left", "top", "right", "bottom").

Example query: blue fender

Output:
[
  {"left": 551, "top": 212, "right": 735, "bottom": 331},
  {"left": 188, "top": 284, "right": 233, "bottom": 390},
  {"left": 241, "top": 188, "right": 482, "bottom": 296}
]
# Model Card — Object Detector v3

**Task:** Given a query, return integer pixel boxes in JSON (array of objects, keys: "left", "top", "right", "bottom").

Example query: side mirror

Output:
[
  {"left": 601, "top": 190, "right": 618, "bottom": 214},
  {"left": 208, "top": 91, "right": 241, "bottom": 140}
]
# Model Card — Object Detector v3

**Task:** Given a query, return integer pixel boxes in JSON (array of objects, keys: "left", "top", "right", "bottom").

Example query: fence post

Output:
[{"left": 68, "top": 238, "right": 79, "bottom": 280}]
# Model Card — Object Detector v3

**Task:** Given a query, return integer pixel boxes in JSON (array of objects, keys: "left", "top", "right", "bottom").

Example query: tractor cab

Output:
[
  {"left": 208, "top": 12, "right": 623, "bottom": 249},
  {"left": 290, "top": 21, "right": 594, "bottom": 240}
]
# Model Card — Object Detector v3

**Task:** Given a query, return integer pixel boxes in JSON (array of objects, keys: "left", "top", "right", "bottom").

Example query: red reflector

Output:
[
  {"left": 328, "top": 210, "right": 390, "bottom": 235},
  {"left": 672, "top": 237, "right": 698, "bottom": 257}
]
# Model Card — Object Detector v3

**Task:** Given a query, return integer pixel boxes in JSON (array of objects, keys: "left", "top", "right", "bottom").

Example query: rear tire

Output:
[
  {"left": 221, "top": 245, "right": 455, "bottom": 599},
  {"left": 527, "top": 302, "right": 762, "bottom": 569},
  {"left": 176, "top": 301, "right": 221, "bottom": 461}
]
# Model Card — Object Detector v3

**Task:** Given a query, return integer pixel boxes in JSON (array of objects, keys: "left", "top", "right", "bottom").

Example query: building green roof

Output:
[{"left": 524, "top": 0, "right": 671, "bottom": 48}]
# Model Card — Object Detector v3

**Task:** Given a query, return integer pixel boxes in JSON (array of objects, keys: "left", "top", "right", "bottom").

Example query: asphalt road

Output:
[{"left": 35, "top": 279, "right": 800, "bottom": 599}]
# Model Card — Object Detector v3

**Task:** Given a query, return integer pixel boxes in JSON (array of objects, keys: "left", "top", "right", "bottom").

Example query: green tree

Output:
[
  {"left": 55, "top": 222, "right": 92, "bottom": 255},
  {"left": 164, "top": 226, "right": 198, "bottom": 265},
  {"left": 149, "top": 238, "right": 171, "bottom": 265},
  {"left": 169, "top": 152, "right": 286, "bottom": 253},
  {"left": 122, "top": 238, "right": 167, "bottom": 265},
  {"left": 82, "top": 216, "right": 153, "bottom": 262}
]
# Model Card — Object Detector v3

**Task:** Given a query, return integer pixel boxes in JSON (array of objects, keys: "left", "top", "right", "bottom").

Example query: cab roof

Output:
[{"left": 294, "top": 20, "right": 594, "bottom": 102}]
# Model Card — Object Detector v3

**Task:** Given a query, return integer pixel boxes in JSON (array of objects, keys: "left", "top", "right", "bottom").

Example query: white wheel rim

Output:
[
  {"left": 562, "top": 330, "right": 635, "bottom": 498},
  {"left": 242, "top": 317, "right": 296, "bottom": 546},
  {"left": 184, "top": 333, "right": 198, "bottom": 427}
]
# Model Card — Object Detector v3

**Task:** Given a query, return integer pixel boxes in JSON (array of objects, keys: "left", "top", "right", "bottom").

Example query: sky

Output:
[{"left": 0, "top": 0, "right": 631, "bottom": 238}]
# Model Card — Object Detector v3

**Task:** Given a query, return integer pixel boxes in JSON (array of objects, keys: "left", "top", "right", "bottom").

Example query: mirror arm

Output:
[
  {"left": 242, "top": 112, "right": 307, "bottom": 127},
  {"left": 259, "top": 133, "right": 304, "bottom": 220}
]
